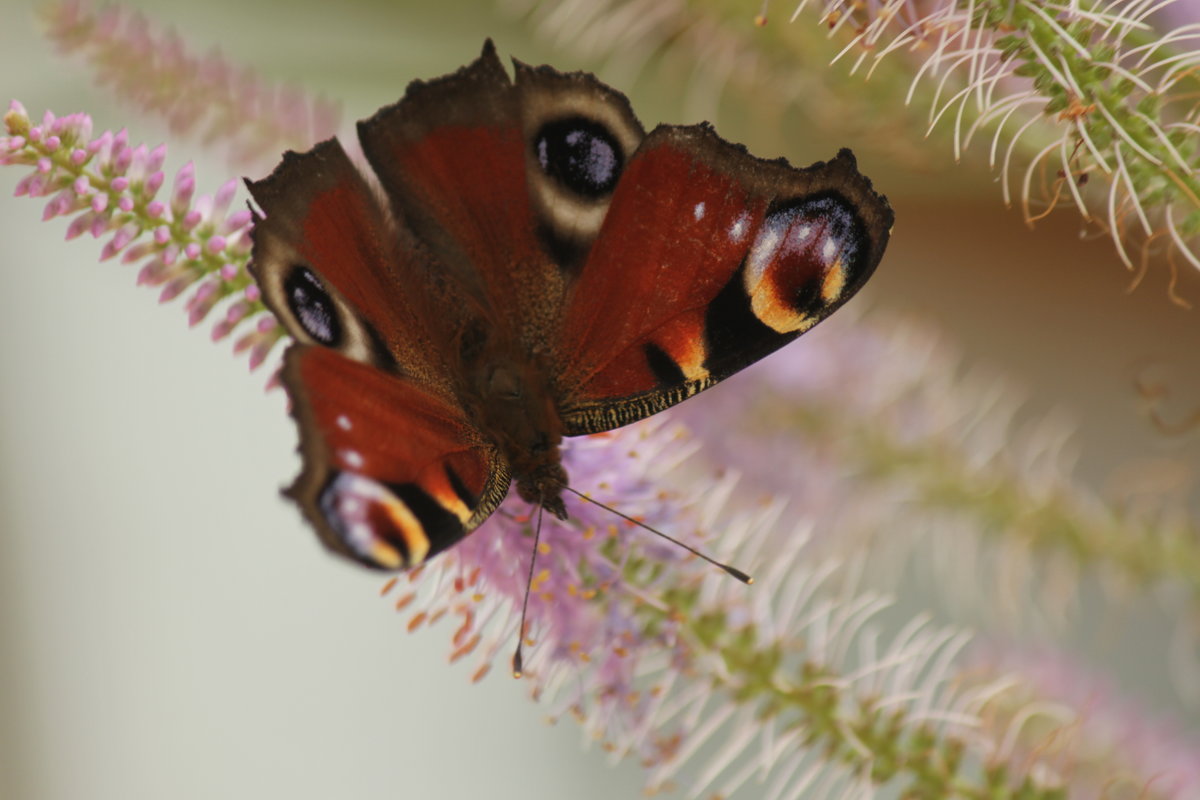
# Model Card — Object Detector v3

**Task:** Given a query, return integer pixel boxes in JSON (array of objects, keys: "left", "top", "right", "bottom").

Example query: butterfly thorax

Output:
[{"left": 470, "top": 357, "right": 569, "bottom": 521}]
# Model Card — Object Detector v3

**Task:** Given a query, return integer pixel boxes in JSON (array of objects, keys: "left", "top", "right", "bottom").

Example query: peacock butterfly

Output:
[{"left": 246, "top": 41, "right": 893, "bottom": 573}]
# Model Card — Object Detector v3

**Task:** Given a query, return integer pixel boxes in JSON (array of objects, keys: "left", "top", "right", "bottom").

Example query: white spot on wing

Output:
[
  {"left": 693, "top": 201, "right": 706, "bottom": 221},
  {"left": 822, "top": 236, "right": 838, "bottom": 262},
  {"left": 339, "top": 449, "right": 365, "bottom": 470},
  {"left": 336, "top": 414, "right": 352, "bottom": 431},
  {"left": 729, "top": 212, "right": 750, "bottom": 243}
]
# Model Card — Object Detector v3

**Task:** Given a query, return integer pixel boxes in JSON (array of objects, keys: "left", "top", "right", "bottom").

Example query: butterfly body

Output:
[{"left": 247, "top": 42, "right": 893, "bottom": 572}]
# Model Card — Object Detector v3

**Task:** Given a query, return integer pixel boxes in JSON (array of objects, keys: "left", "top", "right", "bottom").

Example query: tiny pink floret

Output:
[
  {"left": 244, "top": 284, "right": 261, "bottom": 302},
  {"left": 153, "top": 225, "right": 171, "bottom": 245},
  {"left": 219, "top": 263, "right": 238, "bottom": 281},
  {"left": 221, "top": 208, "right": 252, "bottom": 234},
  {"left": 206, "top": 235, "right": 226, "bottom": 254},
  {"left": 72, "top": 176, "right": 90, "bottom": 195},
  {"left": 65, "top": 212, "right": 95, "bottom": 240},
  {"left": 147, "top": 144, "right": 167, "bottom": 173},
  {"left": 36, "top": 157, "right": 51, "bottom": 173},
  {"left": 184, "top": 242, "right": 201, "bottom": 260},
  {"left": 111, "top": 176, "right": 129, "bottom": 192},
  {"left": 44, "top": 135, "right": 61, "bottom": 151},
  {"left": 91, "top": 193, "right": 108, "bottom": 213},
  {"left": 146, "top": 201, "right": 165, "bottom": 218},
  {"left": 146, "top": 171, "right": 165, "bottom": 194}
]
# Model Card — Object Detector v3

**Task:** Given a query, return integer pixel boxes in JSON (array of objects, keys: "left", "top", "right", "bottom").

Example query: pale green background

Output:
[{"left": 2, "top": 1, "right": 1198, "bottom": 799}]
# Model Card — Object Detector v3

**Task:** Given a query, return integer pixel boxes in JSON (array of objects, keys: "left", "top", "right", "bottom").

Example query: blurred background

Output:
[{"left": 1, "top": 1, "right": 1197, "bottom": 798}]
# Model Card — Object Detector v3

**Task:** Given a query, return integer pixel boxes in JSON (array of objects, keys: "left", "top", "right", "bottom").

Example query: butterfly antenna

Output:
[
  {"left": 512, "top": 502, "right": 546, "bottom": 679},
  {"left": 563, "top": 486, "right": 753, "bottom": 584}
]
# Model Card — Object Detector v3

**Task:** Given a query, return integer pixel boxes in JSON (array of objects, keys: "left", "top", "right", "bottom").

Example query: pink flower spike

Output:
[
  {"left": 73, "top": 176, "right": 91, "bottom": 195},
  {"left": 244, "top": 284, "right": 261, "bottom": 302},
  {"left": 206, "top": 235, "right": 226, "bottom": 254},
  {"left": 36, "top": 157, "right": 52, "bottom": 174},
  {"left": 184, "top": 242, "right": 201, "bottom": 260},
  {"left": 44, "top": 135, "right": 61, "bottom": 151},
  {"left": 145, "top": 171, "right": 165, "bottom": 195},
  {"left": 111, "top": 176, "right": 129, "bottom": 192},
  {"left": 91, "top": 193, "right": 108, "bottom": 213},
  {"left": 147, "top": 144, "right": 167, "bottom": 173},
  {"left": 146, "top": 201, "right": 165, "bottom": 219},
  {"left": 153, "top": 225, "right": 171, "bottom": 245}
]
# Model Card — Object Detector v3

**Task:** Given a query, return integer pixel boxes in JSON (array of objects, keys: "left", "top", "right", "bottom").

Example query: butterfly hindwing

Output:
[
  {"left": 554, "top": 125, "right": 893, "bottom": 434},
  {"left": 283, "top": 346, "right": 510, "bottom": 570}
]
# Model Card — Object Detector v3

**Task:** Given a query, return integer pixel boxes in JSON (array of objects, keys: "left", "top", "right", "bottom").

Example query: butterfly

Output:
[{"left": 246, "top": 41, "right": 893, "bottom": 574}]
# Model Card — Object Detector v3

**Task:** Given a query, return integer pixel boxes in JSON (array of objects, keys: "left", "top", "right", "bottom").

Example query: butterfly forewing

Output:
[
  {"left": 246, "top": 138, "right": 453, "bottom": 388},
  {"left": 555, "top": 127, "right": 893, "bottom": 435}
]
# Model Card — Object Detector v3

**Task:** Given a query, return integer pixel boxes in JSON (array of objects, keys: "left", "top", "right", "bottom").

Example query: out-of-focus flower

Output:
[
  {"left": 40, "top": 0, "right": 340, "bottom": 170},
  {"left": 969, "top": 644, "right": 1200, "bottom": 800},
  {"left": 1, "top": 101, "right": 277, "bottom": 367}
]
